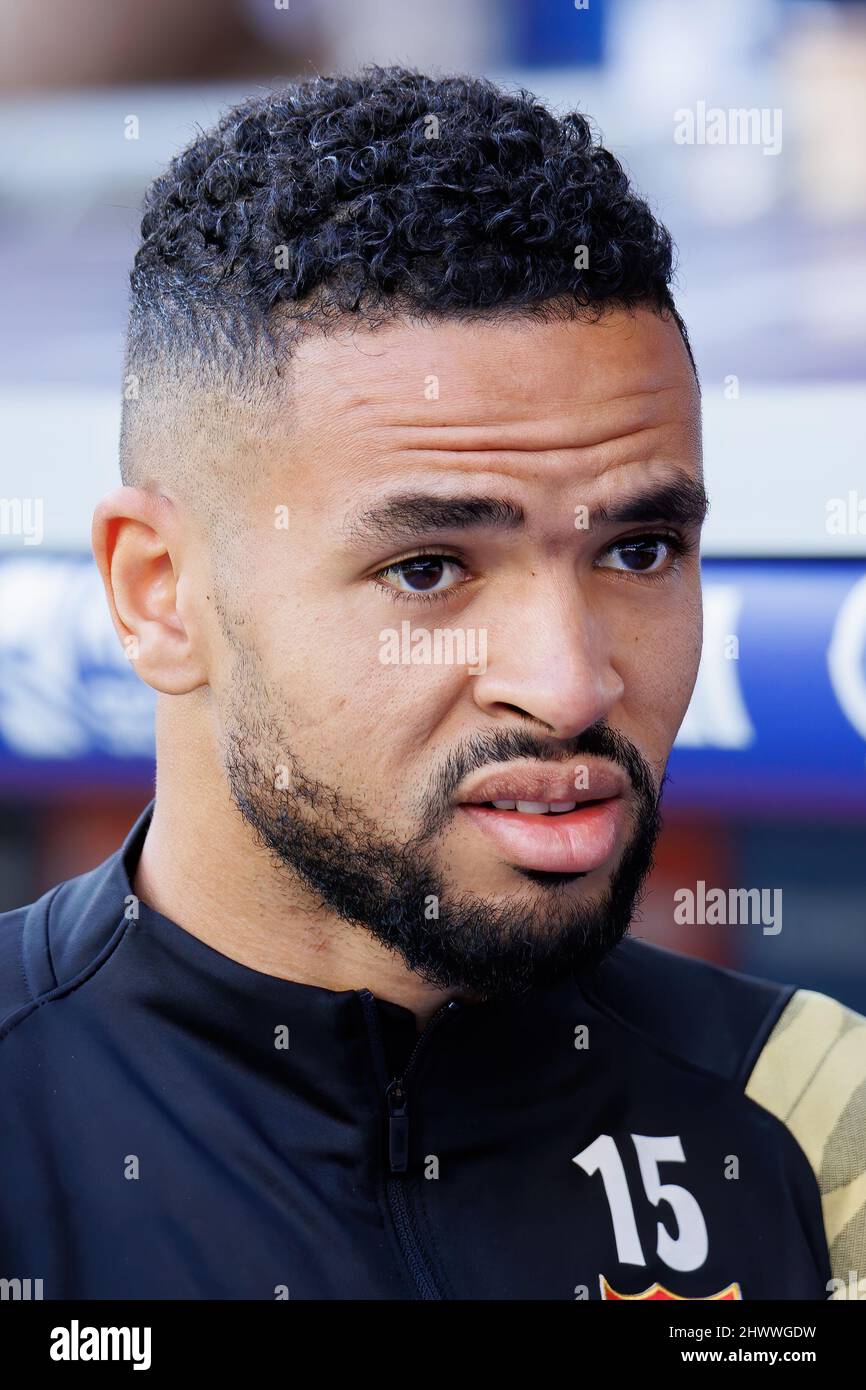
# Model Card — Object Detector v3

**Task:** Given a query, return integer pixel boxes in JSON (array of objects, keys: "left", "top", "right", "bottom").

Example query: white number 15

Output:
[{"left": 573, "top": 1133, "right": 708, "bottom": 1272}]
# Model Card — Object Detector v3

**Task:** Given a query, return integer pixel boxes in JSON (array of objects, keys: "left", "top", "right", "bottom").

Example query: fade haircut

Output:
[{"left": 120, "top": 65, "right": 696, "bottom": 501}]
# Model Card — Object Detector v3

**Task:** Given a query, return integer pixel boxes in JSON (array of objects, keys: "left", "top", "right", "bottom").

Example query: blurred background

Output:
[{"left": 0, "top": 0, "right": 864, "bottom": 1004}]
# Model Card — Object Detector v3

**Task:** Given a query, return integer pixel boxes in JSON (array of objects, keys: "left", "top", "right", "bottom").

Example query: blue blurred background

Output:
[{"left": 0, "top": 0, "right": 864, "bottom": 1004}]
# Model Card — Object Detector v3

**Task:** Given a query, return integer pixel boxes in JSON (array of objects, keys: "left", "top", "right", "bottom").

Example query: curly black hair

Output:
[{"left": 126, "top": 65, "right": 694, "bottom": 384}]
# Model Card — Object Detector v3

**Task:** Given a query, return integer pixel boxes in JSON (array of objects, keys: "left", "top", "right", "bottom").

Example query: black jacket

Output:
[{"left": 1, "top": 805, "right": 863, "bottom": 1300}]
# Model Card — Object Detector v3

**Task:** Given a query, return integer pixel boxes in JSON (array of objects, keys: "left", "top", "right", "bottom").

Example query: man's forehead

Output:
[
  {"left": 255, "top": 307, "right": 702, "bottom": 532},
  {"left": 288, "top": 306, "right": 698, "bottom": 436}
]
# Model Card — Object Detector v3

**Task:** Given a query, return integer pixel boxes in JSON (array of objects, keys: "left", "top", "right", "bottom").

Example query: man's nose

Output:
[{"left": 470, "top": 586, "right": 625, "bottom": 740}]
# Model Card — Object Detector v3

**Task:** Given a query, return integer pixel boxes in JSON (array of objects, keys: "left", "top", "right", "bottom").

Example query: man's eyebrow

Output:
[
  {"left": 593, "top": 476, "right": 710, "bottom": 529},
  {"left": 342, "top": 476, "right": 709, "bottom": 550},
  {"left": 342, "top": 495, "right": 525, "bottom": 548}
]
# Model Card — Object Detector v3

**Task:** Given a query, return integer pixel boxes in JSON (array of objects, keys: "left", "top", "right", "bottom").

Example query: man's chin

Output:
[
  {"left": 396, "top": 925, "right": 628, "bottom": 1001},
  {"left": 375, "top": 881, "right": 633, "bottom": 1000}
]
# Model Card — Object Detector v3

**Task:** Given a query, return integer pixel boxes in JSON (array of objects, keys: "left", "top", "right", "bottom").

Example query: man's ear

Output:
[{"left": 92, "top": 487, "right": 208, "bottom": 695}]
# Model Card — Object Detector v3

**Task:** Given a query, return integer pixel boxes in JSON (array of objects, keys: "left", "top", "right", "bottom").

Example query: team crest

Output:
[{"left": 600, "top": 1275, "right": 742, "bottom": 1301}]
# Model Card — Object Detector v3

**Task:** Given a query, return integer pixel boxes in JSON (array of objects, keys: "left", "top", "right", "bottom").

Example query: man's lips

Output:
[
  {"left": 455, "top": 761, "right": 628, "bottom": 874},
  {"left": 455, "top": 759, "right": 627, "bottom": 809},
  {"left": 458, "top": 799, "right": 624, "bottom": 873}
]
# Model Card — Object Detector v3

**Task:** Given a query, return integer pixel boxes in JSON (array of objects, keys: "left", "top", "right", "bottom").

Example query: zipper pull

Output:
[{"left": 386, "top": 1079, "right": 410, "bottom": 1174}]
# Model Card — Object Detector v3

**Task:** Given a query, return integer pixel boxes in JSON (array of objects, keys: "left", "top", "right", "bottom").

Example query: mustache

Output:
[{"left": 420, "top": 721, "right": 662, "bottom": 837}]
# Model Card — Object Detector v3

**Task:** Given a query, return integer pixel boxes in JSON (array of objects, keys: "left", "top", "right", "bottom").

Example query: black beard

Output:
[{"left": 223, "top": 653, "right": 664, "bottom": 1001}]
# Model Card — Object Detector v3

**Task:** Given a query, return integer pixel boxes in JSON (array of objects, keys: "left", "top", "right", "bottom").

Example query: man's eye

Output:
[
  {"left": 597, "top": 535, "right": 680, "bottom": 574},
  {"left": 375, "top": 554, "right": 467, "bottom": 596}
]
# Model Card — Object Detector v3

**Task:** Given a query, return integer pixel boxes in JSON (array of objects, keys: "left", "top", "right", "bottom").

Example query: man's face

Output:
[{"left": 211, "top": 306, "right": 704, "bottom": 998}]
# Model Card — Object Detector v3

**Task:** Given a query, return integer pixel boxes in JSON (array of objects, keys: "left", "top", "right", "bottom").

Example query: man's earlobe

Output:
[{"left": 92, "top": 488, "right": 208, "bottom": 696}]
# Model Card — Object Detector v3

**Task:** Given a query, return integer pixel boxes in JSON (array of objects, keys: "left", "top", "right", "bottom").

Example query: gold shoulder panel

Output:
[{"left": 745, "top": 989, "right": 866, "bottom": 1297}]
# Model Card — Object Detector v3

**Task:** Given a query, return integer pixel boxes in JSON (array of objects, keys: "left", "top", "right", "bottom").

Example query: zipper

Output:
[{"left": 359, "top": 989, "right": 460, "bottom": 1300}]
